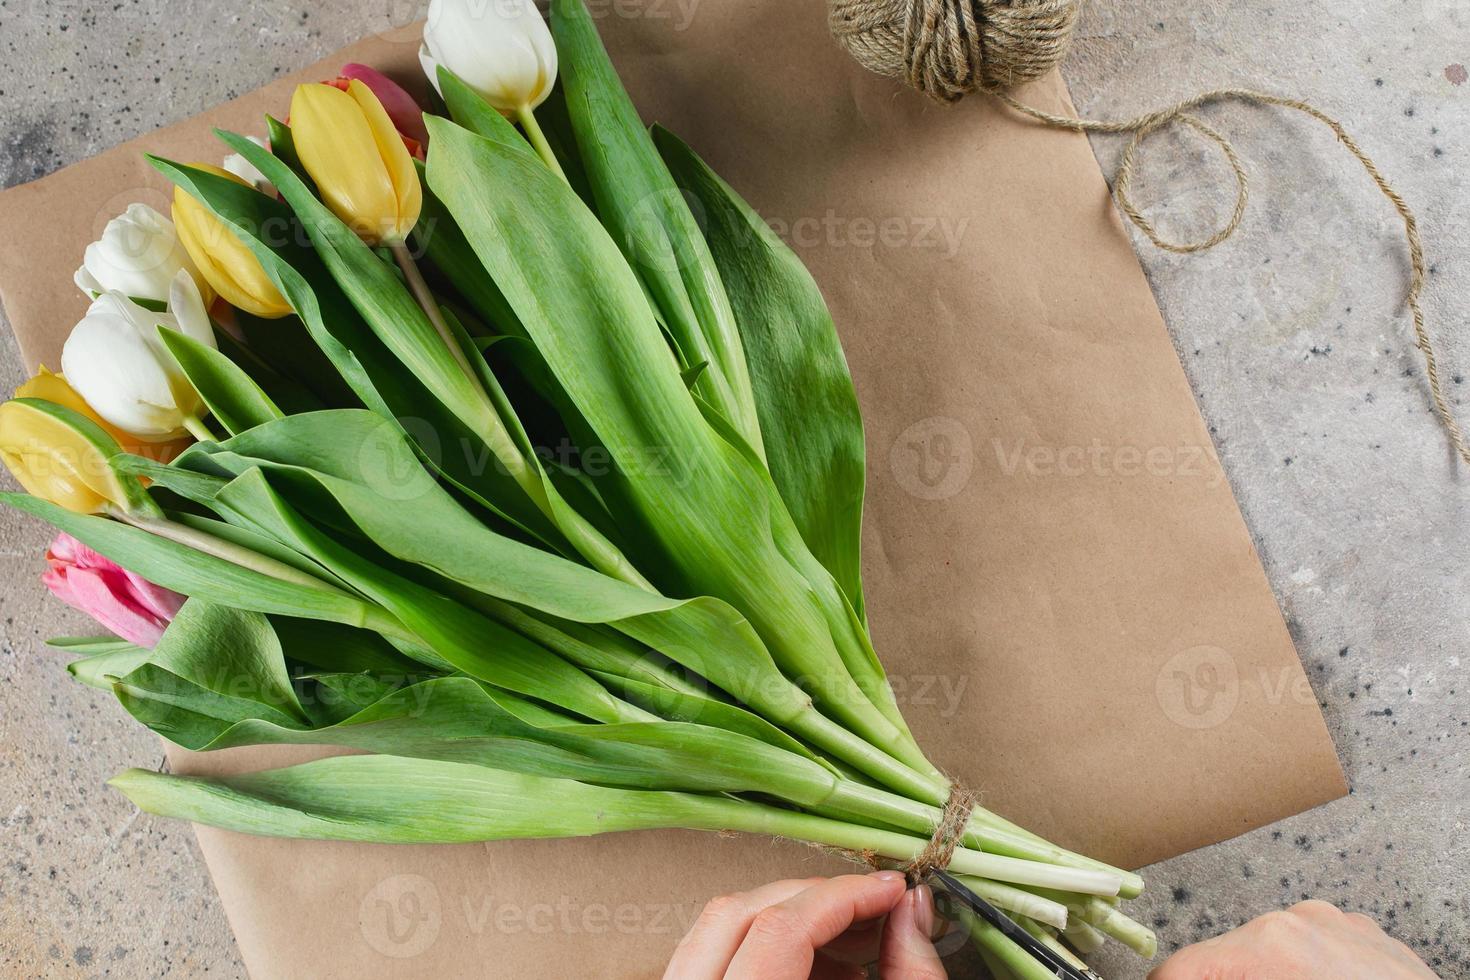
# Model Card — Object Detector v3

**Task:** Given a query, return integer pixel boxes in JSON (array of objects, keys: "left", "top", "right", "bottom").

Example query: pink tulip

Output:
[
  {"left": 338, "top": 63, "right": 429, "bottom": 146},
  {"left": 42, "top": 533, "right": 185, "bottom": 648}
]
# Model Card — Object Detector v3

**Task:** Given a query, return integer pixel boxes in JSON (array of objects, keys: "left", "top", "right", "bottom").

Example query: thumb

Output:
[{"left": 878, "top": 886, "right": 948, "bottom": 980}]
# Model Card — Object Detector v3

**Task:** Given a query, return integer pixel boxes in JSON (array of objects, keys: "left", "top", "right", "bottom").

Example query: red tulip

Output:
[{"left": 334, "top": 64, "right": 429, "bottom": 153}]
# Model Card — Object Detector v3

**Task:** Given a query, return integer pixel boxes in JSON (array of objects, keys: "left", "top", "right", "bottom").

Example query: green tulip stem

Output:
[
  {"left": 106, "top": 504, "right": 419, "bottom": 644},
  {"left": 109, "top": 506, "right": 340, "bottom": 597},
  {"left": 181, "top": 414, "right": 215, "bottom": 443},
  {"left": 390, "top": 240, "right": 492, "bottom": 403},
  {"left": 958, "top": 909, "right": 1059, "bottom": 980},
  {"left": 515, "top": 105, "right": 568, "bottom": 183}
]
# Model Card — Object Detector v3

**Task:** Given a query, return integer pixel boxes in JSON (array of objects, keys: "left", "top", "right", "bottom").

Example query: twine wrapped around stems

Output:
[
  {"left": 829, "top": 0, "right": 1470, "bottom": 468},
  {"left": 811, "top": 782, "right": 979, "bottom": 884},
  {"left": 899, "top": 782, "right": 978, "bottom": 883}
]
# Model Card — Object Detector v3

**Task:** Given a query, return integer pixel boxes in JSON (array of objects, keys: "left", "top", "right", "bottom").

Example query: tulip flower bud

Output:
[
  {"left": 43, "top": 532, "right": 185, "bottom": 647},
  {"left": 0, "top": 398, "right": 141, "bottom": 515},
  {"left": 290, "top": 80, "right": 423, "bottom": 245},
  {"left": 60, "top": 271, "right": 215, "bottom": 442},
  {"left": 14, "top": 366, "right": 187, "bottom": 461},
  {"left": 339, "top": 63, "right": 429, "bottom": 146},
  {"left": 172, "top": 164, "right": 293, "bottom": 319},
  {"left": 74, "top": 203, "right": 211, "bottom": 305},
  {"left": 419, "top": 0, "right": 558, "bottom": 115},
  {"left": 320, "top": 77, "right": 425, "bottom": 160},
  {"left": 221, "top": 136, "right": 277, "bottom": 196}
]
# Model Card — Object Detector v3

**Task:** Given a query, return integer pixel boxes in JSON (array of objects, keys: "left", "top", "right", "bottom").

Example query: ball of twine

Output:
[{"left": 828, "top": 0, "right": 1081, "bottom": 102}]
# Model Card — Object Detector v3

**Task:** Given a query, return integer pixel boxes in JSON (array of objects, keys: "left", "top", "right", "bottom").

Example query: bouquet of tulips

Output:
[{"left": 0, "top": 1, "right": 1156, "bottom": 974}]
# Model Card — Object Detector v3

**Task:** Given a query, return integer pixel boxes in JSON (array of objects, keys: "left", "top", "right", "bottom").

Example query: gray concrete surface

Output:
[{"left": 0, "top": 1, "right": 1466, "bottom": 977}]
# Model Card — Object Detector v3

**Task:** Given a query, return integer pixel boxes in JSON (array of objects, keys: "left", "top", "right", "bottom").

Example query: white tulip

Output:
[
  {"left": 222, "top": 136, "right": 277, "bottom": 197},
  {"left": 74, "top": 203, "right": 200, "bottom": 304},
  {"left": 420, "top": 0, "right": 558, "bottom": 115},
  {"left": 61, "top": 271, "right": 215, "bottom": 442}
]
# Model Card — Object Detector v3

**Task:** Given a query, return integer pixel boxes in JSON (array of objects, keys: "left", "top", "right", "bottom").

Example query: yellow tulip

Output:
[
  {"left": 0, "top": 398, "right": 137, "bottom": 514},
  {"left": 173, "top": 165, "right": 293, "bottom": 319},
  {"left": 291, "top": 80, "right": 423, "bottom": 245},
  {"left": 14, "top": 367, "right": 189, "bottom": 461}
]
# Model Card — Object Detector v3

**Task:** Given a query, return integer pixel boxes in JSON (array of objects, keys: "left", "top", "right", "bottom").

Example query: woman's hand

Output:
[
  {"left": 1150, "top": 900, "right": 1439, "bottom": 979},
  {"left": 663, "top": 871, "right": 947, "bottom": 979}
]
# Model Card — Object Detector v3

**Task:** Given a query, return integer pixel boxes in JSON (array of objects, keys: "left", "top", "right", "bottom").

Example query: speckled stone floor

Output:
[{"left": 1, "top": 2, "right": 1465, "bottom": 978}]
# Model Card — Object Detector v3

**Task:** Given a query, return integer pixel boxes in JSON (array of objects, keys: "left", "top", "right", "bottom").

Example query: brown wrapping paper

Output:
[{"left": 0, "top": 4, "right": 1347, "bottom": 977}]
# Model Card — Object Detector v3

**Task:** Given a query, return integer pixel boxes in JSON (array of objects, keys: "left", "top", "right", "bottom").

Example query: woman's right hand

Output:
[{"left": 1149, "top": 900, "right": 1438, "bottom": 979}]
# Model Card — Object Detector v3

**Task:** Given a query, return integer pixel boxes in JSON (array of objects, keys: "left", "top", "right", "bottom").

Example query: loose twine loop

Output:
[{"left": 829, "top": 0, "right": 1470, "bottom": 468}]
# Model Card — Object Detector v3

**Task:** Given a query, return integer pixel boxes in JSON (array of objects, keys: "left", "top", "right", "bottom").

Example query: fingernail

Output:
[
  {"left": 914, "top": 884, "right": 936, "bottom": 935},
  {"left": 873, "top": 870, "right": 906, "bottom": 883},
  {"left": 890, "top": 888, "right": 918, "bottom": 930}
]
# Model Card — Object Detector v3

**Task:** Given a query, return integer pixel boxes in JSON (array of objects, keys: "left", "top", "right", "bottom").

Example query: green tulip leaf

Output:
[
  {"left": 50, "top": 635, "right": 141, "bottom": 656},
  {"left": 263, "top": 116, "right": 314, "bottom": 191},
  {"left": 114, "top": 638, "right": 837, "bottom": 806},
  {"left": 108, "top": 755, "right": 771, "bottom": 844},
  {"left": 119, "top": 599, "right": 310, "bottom": 732},
  {"left": 655, "top": 126, "right": 868, "bottom": 620},
  {"left": 207, "top": 133, "right": 503, "bottom": 470},
  {"left": 435, "top": 67, "right": 536, "bottom": 156},
  {"left": 158, "top": 325, "right": 284, "bottom": 436},
  {"left": 66, "top": 643, "right": 152, "bottom": 691},
  {"left": 210, "top": 327, "right": 326, "bottom": 416},
  {"left": 549, "top": 0, "right": 764, "bottom": 456},
  {"left": 203, "top": 465, "right": 632, "bottom": 723}
]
